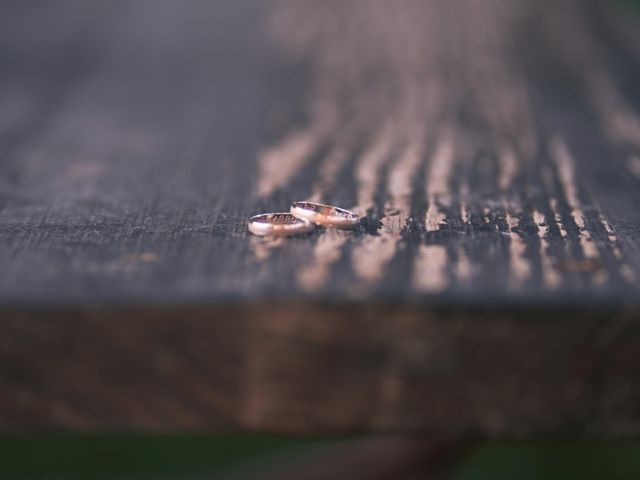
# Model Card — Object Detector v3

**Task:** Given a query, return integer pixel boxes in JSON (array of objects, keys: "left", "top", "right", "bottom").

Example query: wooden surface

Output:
[{"left": 1, "top": 0, "right": 640, "bottom": 436}]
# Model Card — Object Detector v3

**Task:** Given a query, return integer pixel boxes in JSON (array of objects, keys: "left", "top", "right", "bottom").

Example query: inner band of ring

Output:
[
  {"left": 248, "top": 212, "right": 314, "bottom": 236},
  {"left": 290, "top": 201, "right": 360, "bottom": 228}
]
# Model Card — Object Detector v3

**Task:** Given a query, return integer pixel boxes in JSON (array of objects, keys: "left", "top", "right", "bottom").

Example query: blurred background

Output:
[{"left": 2, "top": 435, "right": 640, "bottom": 479}]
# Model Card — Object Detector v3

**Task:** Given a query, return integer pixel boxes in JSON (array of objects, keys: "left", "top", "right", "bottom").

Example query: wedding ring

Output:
[
  {"left": 248, "top": 213, "right": 314, "bottom": 237},
  {"left": 290, "top": 201, "right": 360, "bottom": 228}
]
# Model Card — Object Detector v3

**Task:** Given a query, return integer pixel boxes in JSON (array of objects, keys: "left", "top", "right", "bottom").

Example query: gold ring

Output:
[
  {"left": 248, "top": 213, "right": 314, "bottom": 237},
  {"left": 290, "top": 201, "right": 360, "bottom": 228}
]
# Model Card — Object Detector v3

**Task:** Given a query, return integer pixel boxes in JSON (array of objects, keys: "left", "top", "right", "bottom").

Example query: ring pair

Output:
[{"left": 248, "top": 201, "right": 360, "bottom": 237}]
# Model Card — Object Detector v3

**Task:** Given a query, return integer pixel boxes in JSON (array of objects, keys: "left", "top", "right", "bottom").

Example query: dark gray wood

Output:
[{"left": 0, "top": 0, "right": 640, "bottom": 436}]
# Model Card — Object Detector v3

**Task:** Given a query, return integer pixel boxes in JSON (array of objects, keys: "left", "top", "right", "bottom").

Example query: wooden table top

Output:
[{"left": 0, "top": 0, "right": 639, "bottom": 437}]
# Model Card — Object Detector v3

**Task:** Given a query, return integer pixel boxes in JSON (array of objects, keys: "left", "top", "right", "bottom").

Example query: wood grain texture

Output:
[{"left": 1, "top": 0, "right": 640, "bottom": 435}]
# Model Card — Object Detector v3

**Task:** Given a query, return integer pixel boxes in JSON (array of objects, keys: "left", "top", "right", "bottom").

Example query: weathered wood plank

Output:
[
  {"left": 0, "top": 0, "right": 638, "bottom": 304},
  {"left": 0, "top": 0, "right": 639, "bottom": 435},
  {"left": 1, "top": 305, "right": 639, "bottom": 437}
]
